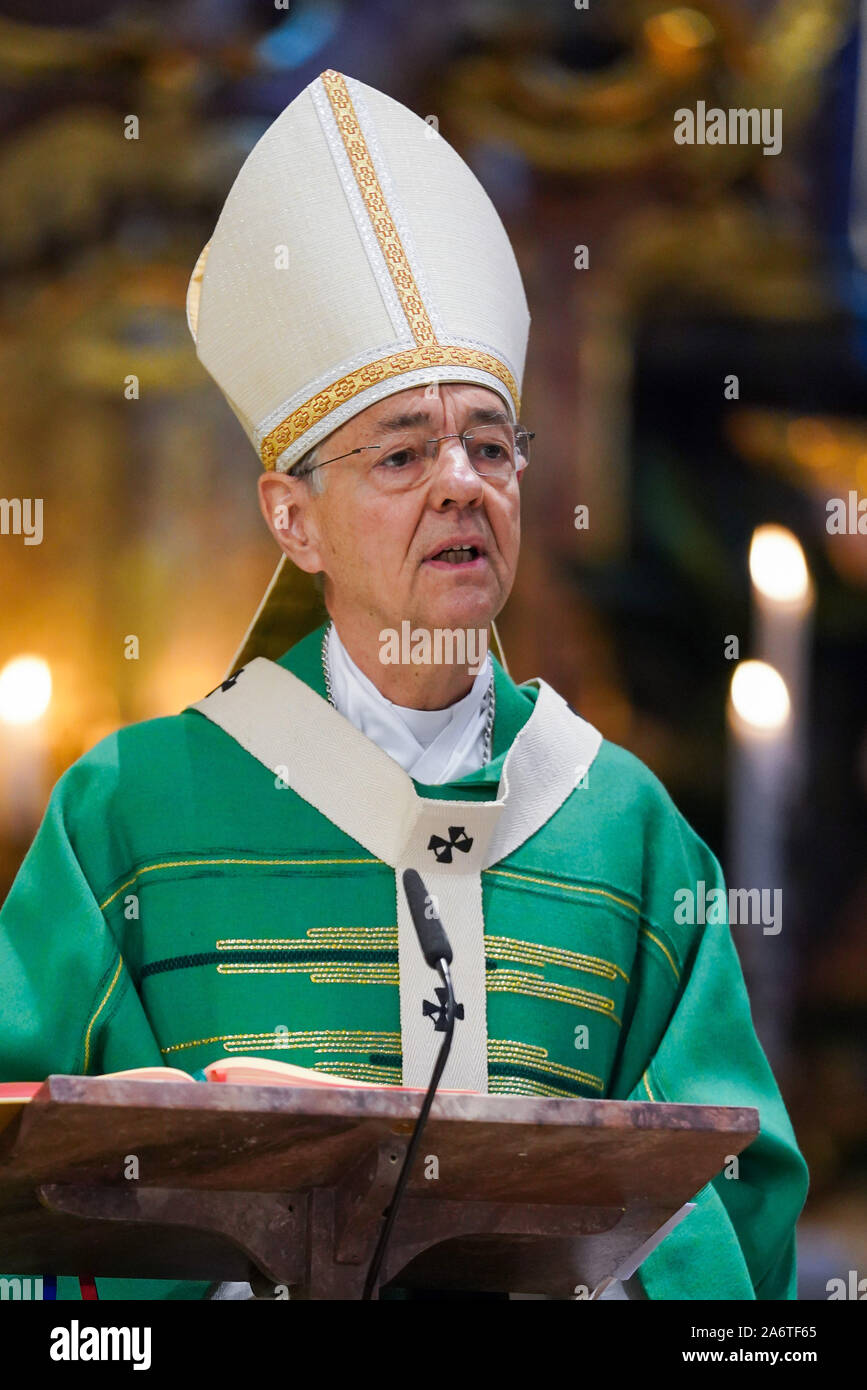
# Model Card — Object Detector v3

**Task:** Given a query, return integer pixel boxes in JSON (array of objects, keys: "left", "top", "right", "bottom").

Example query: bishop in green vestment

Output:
[{"left": 0, "top": 68, "right": 807, "bottom": 1300}]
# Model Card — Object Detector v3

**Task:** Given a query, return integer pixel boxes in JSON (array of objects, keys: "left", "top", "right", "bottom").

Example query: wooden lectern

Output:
[{"left": 0, "top": 1076, "right": 759, "bottom": 1298}]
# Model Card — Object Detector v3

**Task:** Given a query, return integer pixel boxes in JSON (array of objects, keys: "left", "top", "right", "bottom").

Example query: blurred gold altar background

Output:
[{"left": 0, "top": 0, "right": 865, "bottom": 1297}]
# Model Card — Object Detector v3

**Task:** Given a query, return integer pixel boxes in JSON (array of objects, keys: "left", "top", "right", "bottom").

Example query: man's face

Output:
[{"left": 259, "top": 382, "right": 524, "bottom": 637}]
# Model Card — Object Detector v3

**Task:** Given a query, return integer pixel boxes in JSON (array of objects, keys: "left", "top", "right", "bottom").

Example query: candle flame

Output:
[
  {"left": 749, "top": 525, "right": 810, "bottom": 604},
  {"left": 730, "top": 660, "right": 790, "bottom": 734},
  {"left": 0, "top": 655, "right": 52, "bottom": 726}
]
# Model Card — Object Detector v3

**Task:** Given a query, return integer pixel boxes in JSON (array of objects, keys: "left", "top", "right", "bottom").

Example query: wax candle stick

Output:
[{"left": 0, "top": 655, "right": 52, "bottom": 840}]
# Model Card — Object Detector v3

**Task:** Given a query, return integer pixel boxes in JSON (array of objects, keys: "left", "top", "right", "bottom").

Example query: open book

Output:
[{"left": 0, "top": 1055, "right": 474, "bottom": 1135}]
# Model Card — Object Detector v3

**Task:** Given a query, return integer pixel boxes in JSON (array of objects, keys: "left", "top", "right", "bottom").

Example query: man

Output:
[{"left": 0, "top": 70, "right": 807, "bottom": 1300}]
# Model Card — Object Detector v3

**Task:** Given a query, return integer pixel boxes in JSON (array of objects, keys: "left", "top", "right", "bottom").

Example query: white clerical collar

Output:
[{"left": 325, "top": 623, "right": 493, "bottom": 784}]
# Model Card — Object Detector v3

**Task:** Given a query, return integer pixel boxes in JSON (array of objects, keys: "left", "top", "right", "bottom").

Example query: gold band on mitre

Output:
[{"left": 259, "top": 344, "right": 521, "bottom": 469}]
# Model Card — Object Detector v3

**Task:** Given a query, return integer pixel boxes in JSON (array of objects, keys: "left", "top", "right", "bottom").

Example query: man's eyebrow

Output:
[
  {"left": 375, "top": 410, "right": 432, "bottom": 433},
  {"left": 372, "top": 406, "right": 510, "bottom": 434},
  {"left": 464, "top": 407, "right": 510, "bottom": 426}
]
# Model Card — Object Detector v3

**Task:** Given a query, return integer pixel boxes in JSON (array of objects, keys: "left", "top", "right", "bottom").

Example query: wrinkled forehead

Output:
[{"left": 316, "top": 381, "right": 512, "bottom": 455}]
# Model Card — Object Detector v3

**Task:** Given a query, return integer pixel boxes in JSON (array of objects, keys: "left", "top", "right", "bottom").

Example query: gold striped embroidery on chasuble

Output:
[
  {"left": 117, "top": 853, "right": 640, "bottom": 1100},
  {"left": 480, "top": 865, "right": 638, "bottom": 1098}
]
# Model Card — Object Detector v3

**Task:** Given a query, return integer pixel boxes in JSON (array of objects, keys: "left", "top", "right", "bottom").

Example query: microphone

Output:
[
  {"left": 401, "top": 867, "right": 453, "bottom": 968},
  {"left": 361, "top": 870, "right": 460, "bottom": 1299}
]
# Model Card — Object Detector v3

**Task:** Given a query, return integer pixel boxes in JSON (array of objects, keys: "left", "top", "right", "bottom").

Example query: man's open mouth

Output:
[{"left": 427, "top": 545, "right": 483, "bottom": 565}]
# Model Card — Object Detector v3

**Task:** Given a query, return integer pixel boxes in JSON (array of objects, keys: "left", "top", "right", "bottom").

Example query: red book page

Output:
[{"left": 0, "top": 1081, "right": 41, "bottom": 1101}]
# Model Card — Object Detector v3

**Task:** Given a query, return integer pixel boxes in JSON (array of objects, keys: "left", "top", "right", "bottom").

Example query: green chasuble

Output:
[{"left": 0, "top": 623, "right": 808, "bottom": 1300}]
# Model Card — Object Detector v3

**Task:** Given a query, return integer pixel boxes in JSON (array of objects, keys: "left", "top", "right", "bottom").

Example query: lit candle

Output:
[
  {"left": 726, "top": 660, "right": 792, "bottom": 1069},
  {"left": 0, "top": 655, "right": 52, "bottom": 841},
  {"left": 749, "top": 525, "right": 814, "bottom": 791}
]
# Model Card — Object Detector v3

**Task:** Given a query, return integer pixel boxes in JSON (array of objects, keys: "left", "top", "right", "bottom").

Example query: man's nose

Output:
[{"left": 428, "top": 437, "right": 485, "bottom": 506}]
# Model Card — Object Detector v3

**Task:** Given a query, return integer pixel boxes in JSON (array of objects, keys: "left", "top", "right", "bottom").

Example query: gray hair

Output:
[{"left": 285, "top": 442, "right": 327, "bottom": 495}]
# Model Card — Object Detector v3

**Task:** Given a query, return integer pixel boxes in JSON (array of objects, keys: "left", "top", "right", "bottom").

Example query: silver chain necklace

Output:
[{"left": 321, "top": 623, "right": 495, "bottom": 765}]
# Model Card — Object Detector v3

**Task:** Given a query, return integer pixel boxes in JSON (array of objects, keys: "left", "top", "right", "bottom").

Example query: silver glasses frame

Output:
[{"left": 294, "top": 425, "right": 535, "bottom": 481}]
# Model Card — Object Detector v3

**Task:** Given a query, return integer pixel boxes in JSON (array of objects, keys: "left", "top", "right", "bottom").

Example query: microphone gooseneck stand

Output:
[{"left": 361, "top": 868, "right": 461, "bottom": 1300}]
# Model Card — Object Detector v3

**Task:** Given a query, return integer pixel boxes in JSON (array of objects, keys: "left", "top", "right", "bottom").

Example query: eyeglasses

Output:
[{"left": 293, "top": 422, "right": 534, "bottom": 492}]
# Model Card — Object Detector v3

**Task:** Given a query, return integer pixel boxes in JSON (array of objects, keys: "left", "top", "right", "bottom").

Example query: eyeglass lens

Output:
[{"left": 370, "top": 423, "right": 530, "bottom": 488}]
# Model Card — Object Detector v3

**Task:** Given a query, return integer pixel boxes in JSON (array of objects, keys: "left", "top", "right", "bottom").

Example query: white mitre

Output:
[{"left": 186, "top": 69, "right": 530, "bottom": 671}]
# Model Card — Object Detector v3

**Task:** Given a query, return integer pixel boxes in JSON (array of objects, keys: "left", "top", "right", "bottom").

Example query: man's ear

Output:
[{"left": 257, "top": 471, "right": 325, "bottom": 575}]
